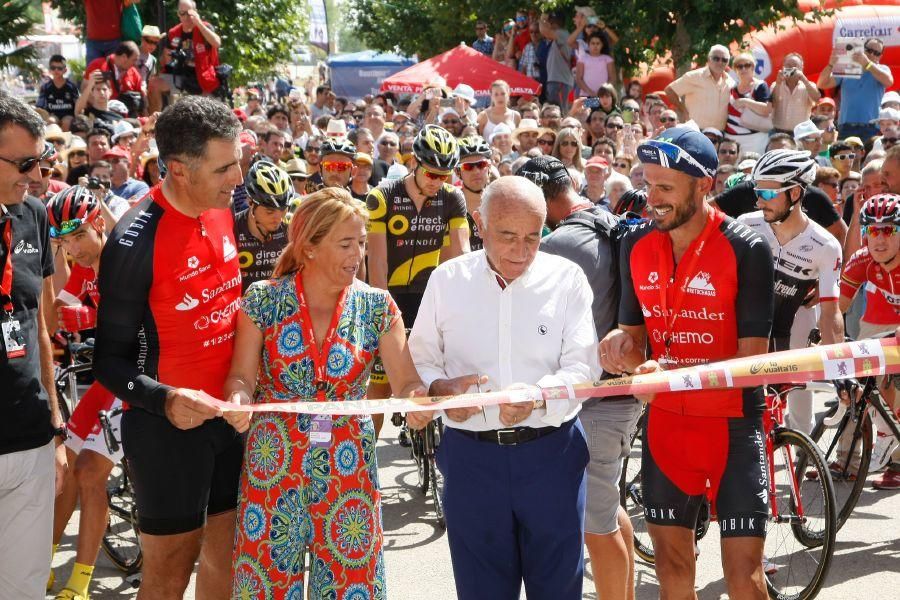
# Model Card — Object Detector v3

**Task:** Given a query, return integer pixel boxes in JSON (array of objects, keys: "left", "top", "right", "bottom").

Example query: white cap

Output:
[
  {"left": 874, "top": 107, "right": 900, "bottom": 123},
  {"left": 385, "top": 163, "right": 408, "bottom": 181},
  {"left": 111, "top": 120, "right": 138, "bottom": 142},
  {"left": 793, "top": 120, "right": 821, "bottom": 141},
  {"left": 451, "top": 83, "right": 476, "bottom": 104},
  {"left": 107, "top": 100, "right": 128, "bottom": 116},
  {"left": 882, "top": 91, "right": 900, "bottom": 107},
  {"left": 737, "top": 158, "right": 758, "bottom": 171},
  {"left": 489, "top": 123, "right": 513, "bottom": 143},
  {"left": 325, "top": 119, "right": 347, "bottom": 137}
]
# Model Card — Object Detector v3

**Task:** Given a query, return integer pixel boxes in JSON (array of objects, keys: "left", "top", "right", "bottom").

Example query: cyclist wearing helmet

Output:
[
  {"left": 234, "top": 160, "right": 291, "bottom": 292},
  {"left": 738, "top": 150, "right": 843, "bottom": 435},
  {"left": 366, "top": 125, "right": 469, "bottom": 435},
  {"left": 45, "top": 186, "right": 124, "bottom": 600},
  {"left": 840, "top": 194, "right": 900, "bottom": 489},
  {"left": 319, "top": 138, "right": 357, "bottom": 189},
  {"left": 600, "top": 127, "right": 774, "bottom": 599},
  {"left": 456, "top": 135, "right": 492, "bottom": 250}
]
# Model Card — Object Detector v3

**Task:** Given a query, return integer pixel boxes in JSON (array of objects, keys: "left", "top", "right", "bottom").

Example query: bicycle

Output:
[
  {"left": 620, "top": 383, "right": 838, "bottom": 600},
  {"left": 98, "top": 406, "right": 143, "bottom": 576},
  {"left": 806, "top": 372, "right": 900, "bottom": 531},
  {"left": 53, "top": 334, "right": 95, "bottom": 422},
  {"left": 395, "top": 412, "right": 446, "bottom": 529}
]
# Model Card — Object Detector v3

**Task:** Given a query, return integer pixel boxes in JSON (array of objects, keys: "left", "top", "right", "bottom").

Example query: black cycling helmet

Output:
[
  {"left": 40, "top": 140, "right": 58, "bottom": 164},
  {"left": 245, "top": 160, "right": 294, "bottom": 209},
  {"left": 46, "top": 186, "right": 101, "bottom": 238},
  {"left": 413, "top": 124, "right": 459, "bottom": 171},
  {"left": 860, "top": 193, "right": 900, "bottom": 228},
  {"left": 613, "top": 188, "right": 648, "bottom": 216},
  {"left": 456, "top": 135, "right": 492, "bottom": 160},
  {"left": 320, "top": 138, "right": 357, "bottom": 159}
]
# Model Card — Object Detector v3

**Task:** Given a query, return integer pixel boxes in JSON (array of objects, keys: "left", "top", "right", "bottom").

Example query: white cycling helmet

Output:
[{"left": 751, "top": 149, "right": 818, "bottom": 187}]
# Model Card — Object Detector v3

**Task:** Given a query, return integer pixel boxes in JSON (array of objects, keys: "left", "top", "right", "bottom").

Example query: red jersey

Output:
[
  {"left": 94, "top": 185, "right": 241, "bottom": 415},
  {"left": 58, "top": 263, "right": 100, "bottom": 308},
  {"left": 85, "top": 55, "right": 143, "bottom": 99},
  {"left": 618, "top": 209, "right": 774, "bottom": 417},
  {"left": 840, "top": 247, "right": 900, "bottom": 325},
  {"left": 85, "top": 0, "right": 122, "bottom": 41}
]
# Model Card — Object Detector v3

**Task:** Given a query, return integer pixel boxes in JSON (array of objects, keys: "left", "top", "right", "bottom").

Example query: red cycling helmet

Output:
[
  {"left": 46, "top": 185, "right": 101, "bottom": 238},
  {"left": 860, "top": 194, "right": 900, "bottom": 228}
]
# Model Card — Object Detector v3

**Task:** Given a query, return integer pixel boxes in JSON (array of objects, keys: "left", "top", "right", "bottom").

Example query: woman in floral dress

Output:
[{"left": 224, "top": 188, "right": 425, "bottom": 599}]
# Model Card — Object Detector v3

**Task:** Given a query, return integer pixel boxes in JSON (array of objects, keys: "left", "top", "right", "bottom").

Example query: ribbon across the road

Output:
[{"left": 206, "top": 338, "right": 900, "bottom": 416}]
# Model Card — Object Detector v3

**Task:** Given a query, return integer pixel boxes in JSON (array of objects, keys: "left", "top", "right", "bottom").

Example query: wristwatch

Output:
[
  {"left": 53, "top": 424, "right": 68, "bottom": 441},
  {"left": 533, "top": 396, "right": 546, "bottom": 410}
]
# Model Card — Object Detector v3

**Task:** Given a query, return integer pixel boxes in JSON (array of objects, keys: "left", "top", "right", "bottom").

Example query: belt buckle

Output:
[{"left": 496, "top": 429, "right": 518, "bottom": 446}]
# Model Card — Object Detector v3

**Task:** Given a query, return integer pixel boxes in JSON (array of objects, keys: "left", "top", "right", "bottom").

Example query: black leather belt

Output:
[{"left": 458, "top": 425, "right": 557, "bottom": 446}]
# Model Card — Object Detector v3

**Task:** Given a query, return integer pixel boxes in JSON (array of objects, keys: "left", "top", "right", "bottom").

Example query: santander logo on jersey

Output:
[
  {"left": 175, "top": 293, "right": 199, "bottom": 311},
  {"left": 223, "top": 236, "right": 237, "bottom": 262}
]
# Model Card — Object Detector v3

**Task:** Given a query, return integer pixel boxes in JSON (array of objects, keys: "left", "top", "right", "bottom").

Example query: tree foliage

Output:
[
  {"left": 1, "top": 0, "right": 41, "bottom": 76},
  {"left": 50, "top": 0, "right": 307, "bottom": 84},
  {"left": 347, "top": 0, "right": 824, "bottom": 74}
]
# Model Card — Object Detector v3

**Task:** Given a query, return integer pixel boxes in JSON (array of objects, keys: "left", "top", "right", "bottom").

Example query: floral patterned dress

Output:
[{"left": 231, "top": 271, "right": 398, "bottom": 600}]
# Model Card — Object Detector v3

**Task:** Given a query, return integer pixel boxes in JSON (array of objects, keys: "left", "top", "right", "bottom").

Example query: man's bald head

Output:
[{"left": 480, "top": 175, "right": 546, "bottom": 227}]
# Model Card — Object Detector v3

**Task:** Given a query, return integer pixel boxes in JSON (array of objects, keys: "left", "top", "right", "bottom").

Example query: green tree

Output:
[
  {"left": 50, "top": 0, "right": 307, "bottom": 84},
  {"left": 347, "top": 0, "right": 825, "bottom": 74},
  {"left": 0, "top": 0, "right": 41, "bottom": 76}
]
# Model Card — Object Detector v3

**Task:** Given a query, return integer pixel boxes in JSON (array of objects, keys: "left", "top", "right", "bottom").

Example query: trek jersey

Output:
[
  {"left": 94, "top": 185, "right": 242, "bottom": 416},
  {"left": 737, "top": 211, "right": 841, "bottom": 342},
  {"left": 618, "top": 209, "right": 774, "bottom": 417},
  {"left": 840, "top": 247, "right": 900, "bottom": 325},
  {"left": 233, "top": 208, "right": 287, "bottom": 292},
  {"left": 366, "top": 178, "right": 468, "bottom": 294},
  {"left": 58, "top": 263, "right": 100, "bottom": 307}
]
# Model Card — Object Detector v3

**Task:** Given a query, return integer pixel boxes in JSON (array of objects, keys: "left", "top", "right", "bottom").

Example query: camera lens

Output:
[{"left": 846, "top": 44, "right": 854, "bottom": 51}]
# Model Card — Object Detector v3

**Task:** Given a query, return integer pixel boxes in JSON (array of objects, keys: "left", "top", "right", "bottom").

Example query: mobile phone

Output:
[
  {"left": 440, "top": 97, "right": 454, "bottom": 107},
  {"left": 622, "top": 109, "right": 634, "bottom": 124},
  {"left": 584, "top": 97, "right": 601, "bottom": 109}
]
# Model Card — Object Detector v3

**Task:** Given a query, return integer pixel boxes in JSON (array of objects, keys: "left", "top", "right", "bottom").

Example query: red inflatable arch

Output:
[{"left": 631, "top": 2, "right": 900, "bottom": 95}]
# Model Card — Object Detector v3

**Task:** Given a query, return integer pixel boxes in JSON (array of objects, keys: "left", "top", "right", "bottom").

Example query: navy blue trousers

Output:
[{"left": 436, "top": 418, "right": 590, "bottom": 600}]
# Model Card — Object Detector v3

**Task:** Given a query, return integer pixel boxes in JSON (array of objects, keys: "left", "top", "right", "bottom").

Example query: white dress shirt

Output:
[{"left": 409, "top": 250, "right": 598, "bottom": 431}]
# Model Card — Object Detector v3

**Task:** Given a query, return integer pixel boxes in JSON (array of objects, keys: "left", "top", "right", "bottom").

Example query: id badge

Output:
[
  {"left": 1, "top": 319, "right": 26, "bottom": 358},
  {"left": 310, "top": 414, "right": 333, "bottom": 448}
]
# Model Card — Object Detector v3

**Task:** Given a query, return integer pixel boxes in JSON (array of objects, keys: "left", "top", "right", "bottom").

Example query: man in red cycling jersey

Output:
[
  {"left": 840, "top": 194, "right": 900, "bottom": 489},
  {"left": 600, "top": 127, "right": 774, "bottom": 599},
  {"left": 45, "top": 186, "right": 122, "bottom": 600},
  {"left": 93, "top": 97, "right": 244, "bottom": 598}
]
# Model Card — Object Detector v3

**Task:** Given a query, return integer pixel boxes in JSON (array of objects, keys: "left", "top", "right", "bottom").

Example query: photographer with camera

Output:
[
  {"left": 84, "top": 41, "right": 145, "bottom": 118},
  {"left": 78, "top": 161, "right": 131, "bottom": 230},
  {"left": 771, "top": 52, "right": 821, "bottom": 134},
  {"left": 148, "top": 0, "right": 222, "bottom": 113}
]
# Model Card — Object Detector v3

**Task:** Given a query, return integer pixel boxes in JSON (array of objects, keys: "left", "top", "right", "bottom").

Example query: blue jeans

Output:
[
  {"left": 545, "top": 81, "right": 572, "bottom": 113},
  {"left": 838, "top": 122, "right": 879, "bottom": 143},
  {"left": 86, "top": 39, "right": 121, "bottom": 65}
]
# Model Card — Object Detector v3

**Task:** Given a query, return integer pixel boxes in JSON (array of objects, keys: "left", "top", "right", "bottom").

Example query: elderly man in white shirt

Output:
[{"left": 407, "top": 175, "right": 596, "bottom": 600}]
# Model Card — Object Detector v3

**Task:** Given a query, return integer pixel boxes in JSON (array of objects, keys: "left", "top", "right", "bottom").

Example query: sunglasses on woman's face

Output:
[{"left": 538, "top": 138, "right": 555, "bottom": 147}]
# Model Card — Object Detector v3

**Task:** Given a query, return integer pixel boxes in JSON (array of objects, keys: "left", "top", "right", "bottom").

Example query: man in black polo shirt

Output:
[{"left": 0, "top": 93, "right": 66, "bottom": 597}]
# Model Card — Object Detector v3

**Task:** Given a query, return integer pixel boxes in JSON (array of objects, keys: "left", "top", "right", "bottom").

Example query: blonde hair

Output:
[
  {"left": 273, "top": 188, "right": 368, "bottom": 277},
  {"left": 552, "top": 127, "right": 585, "bottom": 171}
]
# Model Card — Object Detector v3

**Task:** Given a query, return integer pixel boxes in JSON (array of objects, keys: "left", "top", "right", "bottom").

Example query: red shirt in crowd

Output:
[
  {"left": 85, "top": 0, "right": 124, "bottom": 41},
  {"left": 85, "top": 55, "right": 143, "bottom": 99}
]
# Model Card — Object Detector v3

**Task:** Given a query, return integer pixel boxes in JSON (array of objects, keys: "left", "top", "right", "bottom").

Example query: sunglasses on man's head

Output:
[
  {"left": 709, "top": 55, "right": 729, "bottom": 63},
  {"left": 606, "top": 123, "right": 624, "bottom": 130},
  {"left": 754, "top": 184, "right": 799, "bottom": 201},
  {"left": 865, "top": 46, "right": 883, "bottom": 57},
  {"left": 864, "top": 224, "right": 899, "bottom": 238},
  {"left": 0, "top": 153, "right": 41, "bottom": 174},
  {"left": 420, "top": 166, "right": 451, "bottom": 181},
  {"left": 460, "top": 160, "right": 490, "bottom": 172},
  {"left": 322, "top": 161, "right": 352, "bottom": 172}
]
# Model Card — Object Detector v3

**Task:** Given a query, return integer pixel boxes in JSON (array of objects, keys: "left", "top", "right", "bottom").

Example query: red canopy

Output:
[{"left": 380, "top": 43, "right": 541, "bottom": 96}]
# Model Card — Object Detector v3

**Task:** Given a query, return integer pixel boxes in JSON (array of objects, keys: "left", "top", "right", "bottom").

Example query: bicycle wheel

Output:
[
  {"left": 764, "top": 428, "right": 836, "bottom": 600},
  {"left": 618, "top": 414, "right": 654, "bottom": 564},
  {"left": 426, "top": 421, "right": 446, "bottom": 530},
  {"left": 409, "top": 428, "right": 429, "bottom": 494},
  {"left": 101, "top": 460, "right": 143, "bottom": 574},
  {"left": 807, "top": 402, "right": 872, "bottom": 532}
]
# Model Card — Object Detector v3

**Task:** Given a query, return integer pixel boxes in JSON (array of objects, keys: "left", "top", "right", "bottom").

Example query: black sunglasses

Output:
[
  {"left": 0, "top": 153, "right": 41, "bottom": 174},
  {"left": 709, "top": 55, "right": 730, "bottom": 63},
  {"left": 865, "top": 46, "right": 883, "bottom": 57}
]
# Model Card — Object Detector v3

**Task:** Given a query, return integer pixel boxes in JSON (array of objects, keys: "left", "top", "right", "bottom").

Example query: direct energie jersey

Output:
[
  {"left": 233, "top": 208, "right": 287, "bottom": 292},
  {"left": 94, "top": 185, "right": 242, "bottom": 415},
  {"left": 737, "top": 211, "right": 841, "bottom": 342},
  {"left": 619, "top": 208, "right": 774, "bottom": 417},
  {"left": 365, "top": 178, "right": 468, "bottom": 294},
  {"left": 840, "top": 247, "right": 900, "bottom": 325}
]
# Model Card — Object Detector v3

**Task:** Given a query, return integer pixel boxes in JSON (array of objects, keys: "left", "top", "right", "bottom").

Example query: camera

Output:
[
  {"left": 87, "top": 176, "right": 102, "bottom": 190},
  {"left": 846, "top": 43, "right": 856, "bottom": 52},
  {"left": 166, "top": 48, "right": 191, "bottom": 76}
]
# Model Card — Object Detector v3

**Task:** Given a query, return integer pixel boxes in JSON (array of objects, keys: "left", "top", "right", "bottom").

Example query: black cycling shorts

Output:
[
  {"left": 122, "top": 409, "right": 242, "bottom": 535},
  {"left": 641, "top": 406, "right": 768, "bottom": 538}
]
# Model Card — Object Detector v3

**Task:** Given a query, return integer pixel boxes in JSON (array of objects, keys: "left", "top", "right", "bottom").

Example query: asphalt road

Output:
[{"left": 51, "top": 419, "right": 900, "bottom": 599}]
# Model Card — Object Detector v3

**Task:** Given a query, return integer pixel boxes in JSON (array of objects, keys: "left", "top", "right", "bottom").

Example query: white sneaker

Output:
[{"left": 871, "top": 432, "right": 898, "bottom": 473}]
